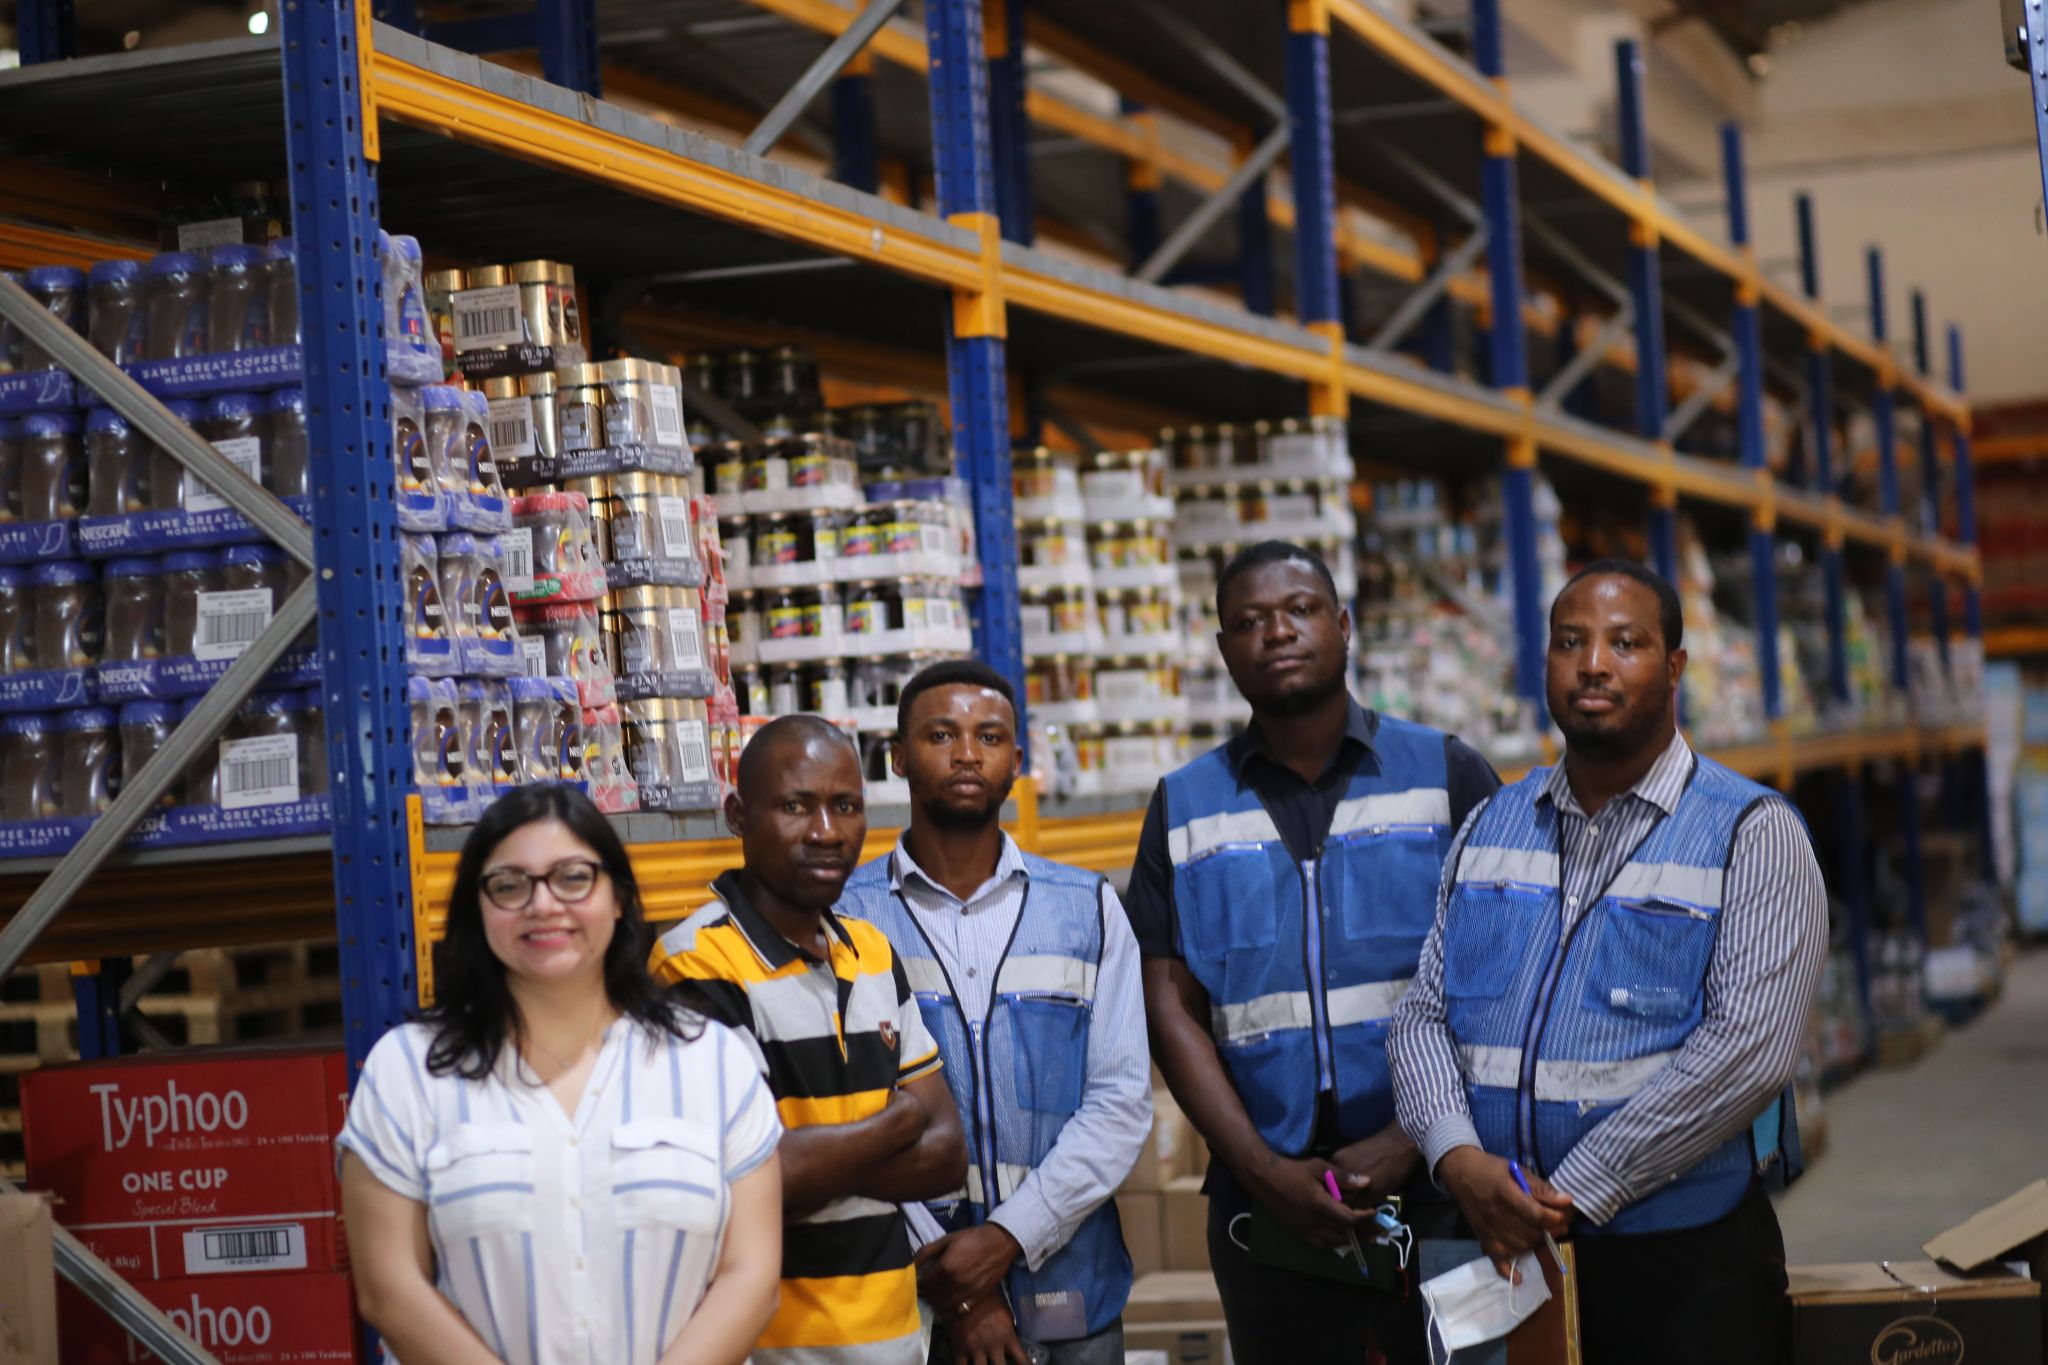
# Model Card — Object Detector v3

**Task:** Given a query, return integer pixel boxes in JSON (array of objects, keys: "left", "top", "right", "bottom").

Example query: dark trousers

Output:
[
  {"left": 1205, "top": 1161, "right": 1431, "bottom": 1365},
  {"left": 1574, "top": 1179, "right": 1791, "bottom": 1365},
  {"left": 928, "top": 1320, "right": 1123, "bottom": 1365}
]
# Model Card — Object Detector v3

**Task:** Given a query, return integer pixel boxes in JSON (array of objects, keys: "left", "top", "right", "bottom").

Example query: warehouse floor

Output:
[{"left": 1775, "top": 946, "right": 2048, "bottom": 1263}]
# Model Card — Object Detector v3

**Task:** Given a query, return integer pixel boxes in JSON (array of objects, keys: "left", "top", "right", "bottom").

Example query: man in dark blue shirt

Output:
[{"left": 1123, "top": 541, "right": 1498, "bottom": 1365}]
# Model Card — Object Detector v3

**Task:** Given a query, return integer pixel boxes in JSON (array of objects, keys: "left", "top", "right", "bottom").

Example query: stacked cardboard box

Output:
[
  {"left": 19, "top": 1045, "right": 362, "bottom": 1363},
  {"left": 1118, "top": 1090, "right": 1213, "bottom": 1277}
]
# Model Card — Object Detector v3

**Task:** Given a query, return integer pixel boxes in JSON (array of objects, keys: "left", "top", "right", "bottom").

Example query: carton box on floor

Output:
[
  {"left": 58, "top": 1270, "right": 361, "bottom": 1364},
  {"left": 1125, "top": 1090, "right": 1204, "bottom": 1194},
  {"left": 20, "top": 1045, "right": 350, "bottom": 1280},
  {"left": 0, "top": 1193, "right": 59, "bottom": 1365},
  {"left": 1124, "top": 1271, "right": 1226, "bottom": 1365},
  {"left": 1789, "top": 1261, "right": 2041, "bottom": 1365},
  {"left": 1118, "top": 1192, "right": 1164, "bottom": 1279},
  {"left": 1162, "top": 1175, "right": 1210, "bottom": 1273},
  {"left": 1923, "top": 1177, "right": 2048, "bottom": 1360}
]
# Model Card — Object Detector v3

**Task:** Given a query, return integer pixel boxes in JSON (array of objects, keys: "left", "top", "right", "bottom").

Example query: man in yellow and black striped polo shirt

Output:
[{"left": 652, "top": 715, "right": 967, "bottom": 1365}]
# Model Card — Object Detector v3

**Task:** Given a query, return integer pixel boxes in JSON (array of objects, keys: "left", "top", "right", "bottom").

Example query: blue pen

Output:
[{"left": 1508, "top": 1160, "right": 1568, "bottom": 1278}]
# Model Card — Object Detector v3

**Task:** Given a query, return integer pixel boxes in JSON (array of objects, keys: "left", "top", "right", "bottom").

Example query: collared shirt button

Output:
[
  {"left": 1589, "top": 825, "right": 1600, "bottom": 837},
  {"left": 967, "top": 966, "right": 979, "bottom": 977},
  {"left": 1567, "top": 896, "right": 1579, "bottom": 908}
]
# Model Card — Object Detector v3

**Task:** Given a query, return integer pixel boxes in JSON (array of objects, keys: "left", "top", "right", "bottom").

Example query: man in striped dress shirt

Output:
[
  {"left": 1389, "top": 560, "right": 1826, "bottom": 1364},
  {"left": 653, "top": 715, "right": 969, "bottom": 1365}
]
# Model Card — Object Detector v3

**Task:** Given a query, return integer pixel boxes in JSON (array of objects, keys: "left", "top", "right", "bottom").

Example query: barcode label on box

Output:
[
  {"left": 668, "top": 607, "right": 705, "bottom": 670},
  {"left": 176, "top": 218, "right": 244, "bottom": 251},
  {"left": 1105, "top": 736, "right": 1160, "bottom": 770},
  {"left": 1080, "top": 469, "right": 1145, "bottom": 504},
  {"left": 521, "top": 637, "right": 547, "bottom": 677},
  {"left": 487, "top": 395, "right": 536, "bottom": 459},
  {"left": 182, "top": 1222, "right": 308, "bottom": 1275},
  {"left": 194, "top": 588, "right": 274, "bottom": 661},
  {"left": 650, "top": 383, "right": 684, "bottom": 448},
  {"left": 185, "top": 436, "right": 263, "bottom": 514},
  {"left": 1264, "top": 493, "right": 1318, "bottom": 523},
  {"left": 677, "top": 718, "right": 713, "bottom": 785},
  {"left": 500, "top": 527, "right": 535, "bottom": 592},
  {"left": 924, "top": 597, "right": 957, "bottom": 633},
  {"left": 1019, "top": 604, "right": 1052, "bottom": 637},
  {"left": 452, "top": 285, "right": 524, "bottom": 352},
  {"left": 219, "top": 734, "right": 300, "bottom": 809},
  {"left": 920, "top": 521, "right": 950, "bottom": 555},
  {"left": 658, "top": 495, "right": 695, "bottom": 559}
]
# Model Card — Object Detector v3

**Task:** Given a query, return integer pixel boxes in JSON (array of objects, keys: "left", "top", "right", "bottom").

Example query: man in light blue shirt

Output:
[{"left": 839, "top": 659, "right": 1151, "bottom": 1365}]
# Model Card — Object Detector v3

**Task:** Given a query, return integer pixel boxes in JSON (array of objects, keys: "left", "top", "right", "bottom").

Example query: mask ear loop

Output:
[
  {"left": 1507, "top": 1255, "right": 1526, "bottom": 1318},
  {"left": 1228, "top": 1213, "right": 1252, "bottom": 1252}
]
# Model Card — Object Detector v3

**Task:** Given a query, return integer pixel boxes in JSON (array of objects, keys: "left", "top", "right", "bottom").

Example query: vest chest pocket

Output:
[
  {"left": 1178, "top": 845, "right": 1282, "bottom": 960},
  {"left": 1324, "top": 825, "right": 1444, "bottom": 954},
  {"left": 1008, "top": 993, "right": 1090, "bottom": 1115},
  {"left": 1580, "top": 898, "right": 1718, "bottom": 1021},
  {"left": 610, "top": 1118, "right": 724, "bottom": 1231},
  {"left": 1442, "top": 882, "right": 1549, "bottom": 1001},
  {"left": 426, "top": 1123, "right": 536, "bottom": 1239}
]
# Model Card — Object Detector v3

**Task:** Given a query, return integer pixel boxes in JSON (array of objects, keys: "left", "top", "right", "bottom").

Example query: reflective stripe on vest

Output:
[
  {"left": 901, "top": 953, "right": 1096, "bottom": 1002},
  {"left": 1458, "top": 1043, "right": 1679, "bottom": 1105},
  {"left": 1167, "top": 806, "right": 1283, "bottom": 866},
  {"left": 1329, "top": 787, "right": 1451, "bottom": 837},
  {"left": 1211, "top": 978, "right": 1411, "bottom": 1047}
]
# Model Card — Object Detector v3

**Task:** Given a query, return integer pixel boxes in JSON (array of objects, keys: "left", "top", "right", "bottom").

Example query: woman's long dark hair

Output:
[{"left": 421, "top": 782, "right": 700, "bottom": 1078}]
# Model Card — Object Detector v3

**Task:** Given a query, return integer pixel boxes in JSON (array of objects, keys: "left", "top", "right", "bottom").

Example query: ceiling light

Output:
[{"left": 248, "top": 10, "right": 270, "bottom": 34}]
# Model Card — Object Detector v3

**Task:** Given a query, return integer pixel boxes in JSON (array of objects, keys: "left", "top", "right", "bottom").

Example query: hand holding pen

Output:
[{"left": 1508, "top": 1160, "right": 1570, "bottom": 1278}]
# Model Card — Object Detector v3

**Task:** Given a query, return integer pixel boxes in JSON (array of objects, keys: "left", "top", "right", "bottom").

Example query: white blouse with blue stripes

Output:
[{"left": 338, "top": 1016, "right": 780, "bottom": 1365}]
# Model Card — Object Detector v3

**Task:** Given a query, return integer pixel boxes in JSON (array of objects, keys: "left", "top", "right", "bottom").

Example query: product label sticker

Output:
[
  {"left": 194, "top": 588, "right": 275, "bottom": 661},
  {"left": 452, "top": 285, "right": 525, "bottom": 352},
  {"left": 657, "top": 495, "right": 695, "bottom": 559},
  {"left": 176, "top": 217, "right": 245, "bottom": 251},
  {"left": 924, "top": 597, "right": 957, "bottom": 633},
  {"left": 668, "top": 607, "right": 705, "bottom": 669},
  {"left": 650, "top": 384, "right": 685, "bottom": 449},
  {"left": 1018, "top": 604, "right": 1052, "bottom": 638},
  {"left": 487, "top": 395, "right": 537, "bottom": 460},
  {"left": 218, "top": 733, "right": 301, "bottom": 809},
  {"left": 1096, "top": 669, "right": 1152, "bottom": 705},
  {"left": 181, "top": 1221, "right": 310, "bottom": 1276},
  {"left": 185, "top": 436, "right": 263, "bottom": 514},
  {"left": 520, "top": 637, "right": 547, "bottom": 677},
  {"left": 919, "top": 520, "right": 950, "bottom": 556},
  {"left": 677, "top": 718, "right": 713, "bottom": 785},
  {"left": 500, "top": 527, "right": 535, "bottom": 592},
  {"left": 1105, "top": 736, "right": 1159, "bottom": 769},
  {"left": 1080, "top": 469, "right": 1145, "bottom": 504}
]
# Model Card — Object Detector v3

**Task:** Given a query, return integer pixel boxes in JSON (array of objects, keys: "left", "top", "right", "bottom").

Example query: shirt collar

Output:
[
  {"left": 709, "top": 868, "right": 857, "bottom": 970},
  {"left": 1226, "top": 696, "right": 1378, "bottom": 778},
  {"left": 1541, "top": 729, "right": 1695, "bottom": 817},
  {"left": 889, "top": 830, "right": 1027, "bottom": 904}
]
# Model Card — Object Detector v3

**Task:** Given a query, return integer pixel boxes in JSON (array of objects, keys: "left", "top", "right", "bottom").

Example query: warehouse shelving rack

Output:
[{"left": 0, "top": 0, "right": 1993, "bottom": 1347}]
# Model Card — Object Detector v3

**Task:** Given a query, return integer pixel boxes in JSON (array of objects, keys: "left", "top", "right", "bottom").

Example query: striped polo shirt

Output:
[{"left": 650, "top": 869, "right": 941, "bottom": 1365}]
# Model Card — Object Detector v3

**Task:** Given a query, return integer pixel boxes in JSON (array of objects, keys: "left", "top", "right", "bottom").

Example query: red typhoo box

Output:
[
  {"left": 59, "top": 1269, "right": 362, "bottom": 1363},
  {"left": 21, "top": 1046, "right": 350, "bottom": 1280}
]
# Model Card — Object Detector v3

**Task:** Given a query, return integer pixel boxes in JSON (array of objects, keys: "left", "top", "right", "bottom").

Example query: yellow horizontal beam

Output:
[
  {"left": 1986, "top": 627, "right": 2048, "bottom": 659},
  {"left": 1975, "top": 434, "right": 2048, "bottom": 465},
  {"left": 369, "top": 49, "right": 987, "bottom": 292}
]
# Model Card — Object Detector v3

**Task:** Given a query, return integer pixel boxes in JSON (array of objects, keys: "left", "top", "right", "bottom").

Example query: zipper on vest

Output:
[{"left": 1301, "top": 855, "right": 1334, "bottom": 1095}]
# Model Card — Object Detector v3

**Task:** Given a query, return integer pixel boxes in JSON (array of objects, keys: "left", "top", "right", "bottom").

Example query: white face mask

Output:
[{"left": 1421, "top": 1250, "right": 1551, "bottom": 1356}]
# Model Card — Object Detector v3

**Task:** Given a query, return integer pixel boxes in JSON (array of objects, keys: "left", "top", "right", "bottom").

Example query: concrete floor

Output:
[{"left": 1775, "top": 946, "right": 2048, "bottom": 1264}]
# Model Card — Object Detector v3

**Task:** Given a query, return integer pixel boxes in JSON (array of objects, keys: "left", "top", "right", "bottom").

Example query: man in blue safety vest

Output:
[
  {"left": 1123, "top": 541, "right": 1500, "bottom": 1365},
  {"left": 1390, "top": 559, "right": 1825, "bottom": 1364},
  {"left": 843, "top": 659, "right": 1152, "bottom": 1365}
]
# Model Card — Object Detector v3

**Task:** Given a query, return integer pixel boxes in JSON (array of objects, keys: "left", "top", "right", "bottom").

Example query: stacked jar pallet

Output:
[{"left": 1014, "top": 445, "right": 1189, "bottom": 799}]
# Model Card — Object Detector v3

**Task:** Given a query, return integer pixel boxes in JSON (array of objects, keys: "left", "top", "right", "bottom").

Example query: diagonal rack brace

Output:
[
  {"left": 0, "top": 276, "right": 314, "bottom": 567},
  {"left": 744, "top": 0, "right": 906, "bottom": 157},
  {"left": 2, "top": 1176, "right": 223, "bottom": 1365},
  {"left": 0, "top": 580, "right": 319, "bottom": 983},
  {"left": 1137, "top": 121, "right": 1291, "bottom": 285}
]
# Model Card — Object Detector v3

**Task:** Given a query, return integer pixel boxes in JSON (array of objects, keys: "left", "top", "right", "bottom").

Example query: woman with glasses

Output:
[{"left": 337, "top": 782, "right": 783, "bottom": 1365}]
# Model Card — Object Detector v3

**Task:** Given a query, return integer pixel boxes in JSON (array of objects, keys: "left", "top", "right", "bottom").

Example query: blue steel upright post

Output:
[
  {"left": 928, "top": 0, "right": 1025, "bottom": 714},
  {"left": 1866, "top": 247, "right": 1926, "bottom": 942},
  {"left": 1123, "top": 99, "right": 1162, "bottom": 271},
  {"left": 1468, "top": 0, "right": 1544, "bottom": 705},
  {"left": 536, "top": 0, "right": 601, "bottom": 96},
  {"left": 1911, "top": 290, "right": 1951, "bottom": 674},
  {"left": 1950, "top": 324, "right": 1994, "bottom": 880},
  {"left": 1616, "top": 40, "right": 1677, "bottom": 585},
  {"left": 832, "top": 53, "right": 881, "bottom": 194},
  {"left": 1723, "top": 125, "right": 1781, "bottom": 724},
  {"left": 15, "top": 0, "right": 76, "bottom": 63},
  {"left": 1798, "top": 194, "right": 1849, "bottom": 707},
  {"left": 985, "top": 0, "right": 1034, "bottom": 245},
  {"left": 1283, "top": 1, "right": 1352, "bottom": 429},
  {"left": 280, "top": 0, "right": 420, "bottom": 1073},
  {"left": 1236, "top": 149, "right": 1276, "bottom": 318}
]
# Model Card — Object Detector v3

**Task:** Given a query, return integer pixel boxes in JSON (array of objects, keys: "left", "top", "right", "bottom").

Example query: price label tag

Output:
[
  {"left": 185, "top": 436, "right": 262, "bottom": 514},
  {"left": 452, "top": 285, "right": 524, "bottom": 352},
  {"left": 219, "top": 734, "right": 300, "bottom": 809},
  {"left": 487, "top": 395, "right": 536, "bottom": 459},
  {"left": 194, "top": 588, "right": 275, "bottom": 661}
]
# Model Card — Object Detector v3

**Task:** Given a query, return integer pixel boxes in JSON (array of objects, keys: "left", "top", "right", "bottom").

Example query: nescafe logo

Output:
[{"left": 1872, "top": 1316, "right": 1964, "bottom": 1365}]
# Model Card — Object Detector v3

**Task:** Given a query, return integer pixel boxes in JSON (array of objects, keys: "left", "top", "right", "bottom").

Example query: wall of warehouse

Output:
[{"left": 1502, "top": 0, "right": 2048, "bottom": 403}]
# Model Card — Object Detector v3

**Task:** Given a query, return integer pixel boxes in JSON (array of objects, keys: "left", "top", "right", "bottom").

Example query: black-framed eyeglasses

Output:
[{"left": 479, "top": 859, "right": 604, "bottom": 911}]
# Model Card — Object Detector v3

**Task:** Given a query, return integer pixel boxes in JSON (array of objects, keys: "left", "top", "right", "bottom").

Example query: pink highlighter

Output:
[{"left": 1323, "top": 1169, "right": 1371, "bottom": 1275}]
